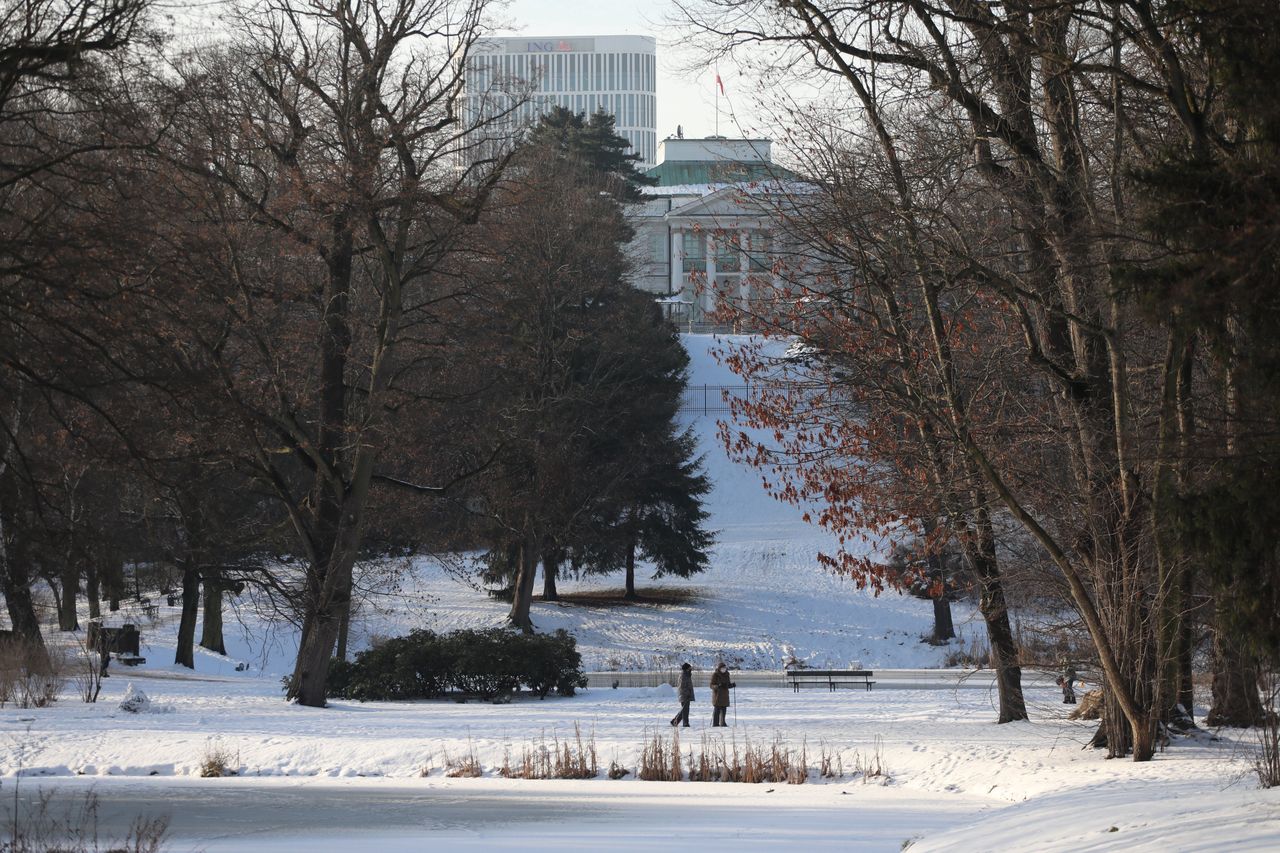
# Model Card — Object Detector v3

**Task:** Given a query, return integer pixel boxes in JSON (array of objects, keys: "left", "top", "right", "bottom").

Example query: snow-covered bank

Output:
[{"left": 2, "top": 671, "right": 1273, "bottom": 851}]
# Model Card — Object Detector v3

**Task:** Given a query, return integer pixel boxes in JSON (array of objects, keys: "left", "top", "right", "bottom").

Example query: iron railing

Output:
[{"left": 679, "top": 384, "right": 755, "bottom": 416}]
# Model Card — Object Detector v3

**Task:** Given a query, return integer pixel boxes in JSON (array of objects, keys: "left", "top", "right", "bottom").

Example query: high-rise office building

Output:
[{"left": 463, "top": 35, "right": 658, "bottom": 168}]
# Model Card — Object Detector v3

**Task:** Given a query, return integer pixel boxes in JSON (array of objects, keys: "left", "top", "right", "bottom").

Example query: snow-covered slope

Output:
[
  {"left": 108, "top": 333, "right": 969, "bottom": 676},
  {"left": 102, "top": 327, "right": 967, "bottom": 676}
]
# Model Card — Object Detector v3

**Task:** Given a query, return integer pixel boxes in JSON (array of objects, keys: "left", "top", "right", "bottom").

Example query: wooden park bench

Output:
[
  {"left": 785, "top": 669, "right": 875, "bottom": 692},
  {"left": 87, "top": 623, "right": 145, "bottom": 671}
]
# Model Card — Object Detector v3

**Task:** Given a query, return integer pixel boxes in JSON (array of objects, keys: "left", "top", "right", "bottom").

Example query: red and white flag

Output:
[{"left": 716, "top": 73, "right": 725, "bottom": 95}]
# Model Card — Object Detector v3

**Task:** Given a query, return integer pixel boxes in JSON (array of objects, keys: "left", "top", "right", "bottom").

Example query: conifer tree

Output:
[{"left": 525, "top": 106, "right": 656, "bottom": 200}]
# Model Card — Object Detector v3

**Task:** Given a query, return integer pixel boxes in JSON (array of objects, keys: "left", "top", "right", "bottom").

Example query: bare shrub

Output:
[
  {"left": 499, "top": 743, "right": 537, "bottom": 779},
  {"left": 443, "top": 743, "right": 483, "bottom": 778},
  {"left": 819, "top": 742, "right": 844, "bottom": 779},
  {"left": 943, "top": 636, "right": 990, "bottom": 668},
  {"left": 3, "top": 787, "right": 168, "bottom": 852},
  {"left": 199, "top": 738, "right": 239, "bottom": 778},
  {"left": 745, "top": 736, "right": 807, "bottom": 784},
  {"left": 0, "top": 644, "right": 18, "bottom": 707},
  {"left": 1256, "top": 673, "right": 1279, "bottom": 789},
  {"left": 70, "top": 642, "right": 103, "bottom": 704},
  {"left": 686, "top": 734, "right": 809, "bottom": 784},
  {"left": 637, "top": 728, "right": 681, "bottom": 781},
  {"left": 0, "top": 638, "right": 67, "bottom": 709},
  {"left": 608, "top": 760, "right": 629, "bottom": 779},
  {"left": 1069, "top": 689, "right": 1104, "bottom": 721},
  {"left": 851, "top": 736, "right": 890, "bottom": 783},
  {"left": 553, "top": 723, "right": 598, "bottom": 779},
  {"left": 497, "top": 724, "right": 598, "bottom": 780}
]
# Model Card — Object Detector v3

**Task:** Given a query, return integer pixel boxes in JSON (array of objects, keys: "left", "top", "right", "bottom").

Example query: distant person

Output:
[
  {"left": 1059, "top": 659, "right": 1077, "bottom": 704},
  {"left": 670, "top": 662, "right": 694, "bottom": 727},
  {"left": 710, "top": 661, "right": 734, "bottom": 726}
]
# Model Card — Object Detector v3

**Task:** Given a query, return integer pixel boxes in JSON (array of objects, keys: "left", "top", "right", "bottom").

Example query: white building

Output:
[
  {"left": 463, "top": 35, "right": 658, "bottom": 168},
  {"left": 629, "top": 137, "right": 800, "bottom": 328}
]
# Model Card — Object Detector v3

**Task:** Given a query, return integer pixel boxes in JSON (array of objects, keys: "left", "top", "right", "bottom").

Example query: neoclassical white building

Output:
[{"left": 629, "top": 137, "right": 799, "bottom": 328}]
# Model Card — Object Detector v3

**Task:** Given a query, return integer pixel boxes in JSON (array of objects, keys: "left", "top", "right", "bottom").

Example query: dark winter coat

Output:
[
  {"left": 710, "top": 667, "right": 733, "bottom": 708},
  {"left": 677, "top": 669, "right": 694, "bottom": 703}
]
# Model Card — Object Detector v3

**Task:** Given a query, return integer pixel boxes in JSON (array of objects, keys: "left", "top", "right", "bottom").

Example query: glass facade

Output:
[{"left": 464, "top": 37, "right": 659, "bottom": 168}]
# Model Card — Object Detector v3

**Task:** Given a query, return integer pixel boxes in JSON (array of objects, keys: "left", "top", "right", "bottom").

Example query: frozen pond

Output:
[{"left": 9, "top": 776, "right": 988, "bottom": 851}]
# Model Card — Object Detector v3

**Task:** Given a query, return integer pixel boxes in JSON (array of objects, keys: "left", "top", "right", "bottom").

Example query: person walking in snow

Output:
[
  {"left": 710, "top": 661, "right": 734, "bottom": 726},
  {"left": 670, "top": 662, "right": 694, "bottom": 727},
  {"left": 1059, "top": 659, "right": 1077, "bottom": 704}
]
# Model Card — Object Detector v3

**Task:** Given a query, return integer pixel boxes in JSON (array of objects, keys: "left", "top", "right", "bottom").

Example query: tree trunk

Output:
[
  {"left": 86, "top": 562, "right": 101, "bottom": 621},
  {"left": 505, "top": 524, "right": 539, "bottom": 634},
  {"left": 57, "top": 563, "right": 79, "bottom": 631},
  {"left": 199, "top": 580, "right": 226, "bottom": 656},
  {"left": 104, "top": 555, "right": 122, "bottom": 612},
  {"left": 0, "top": 545, "right": 44, "bottom": 644},
  {"left": 624, "top": 537, "right": 638, "bottom": 601},
  {"left": 1206, "top": 609, "right": 1264, "bottom": 727},
  {"left": 542, "top": 550, "right": 559, "bottom": 602},
  {"left": 174, "top": 562, "right": 199, "bottom": 669},
  {"left": 932, "top": 596, "right": 955, "bottom": 644},
  {"left": 335, "top": 597, "right": 351, "bottom": 662},
  {"left": 1177, "top": 574, "right": 1195, "bottom": 720},
  {"left": 286, "top": 219, "right": 361, "bottom": 706},
  {"left": 288, "top": 551, "right": 357, "bottom": 706},
  {"left": 969, "top": 508, "right": 1027, "bottom": 723}
]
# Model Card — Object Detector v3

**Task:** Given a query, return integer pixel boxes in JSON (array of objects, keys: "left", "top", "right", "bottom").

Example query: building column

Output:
[
  {"left": 704, "top": 230, "right": 717, "bottom": 318},
  {"left": 670, "top": 227, "right": 683, "bottom": 298}
]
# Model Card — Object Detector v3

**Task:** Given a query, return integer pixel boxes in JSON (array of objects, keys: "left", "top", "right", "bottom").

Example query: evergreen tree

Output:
[
  {"left": 524, "top": 106, "right": 656, "bottom": 200},
  {"left": 473, "top": 120, "right": 710, "bottom": 619},
  {"left": 573, "top": 294, "right": 713, "bottom": 600}
]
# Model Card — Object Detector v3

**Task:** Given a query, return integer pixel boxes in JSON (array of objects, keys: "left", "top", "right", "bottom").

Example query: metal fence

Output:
[{"left": 679, "top": 384, "right": 754, "bottom": 416}]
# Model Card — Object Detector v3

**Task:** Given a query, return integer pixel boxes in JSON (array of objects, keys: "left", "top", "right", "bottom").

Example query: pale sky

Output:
[
  {"left": 161, "top": 0, "right": 769, "bottom": 144},
  {"left": 496, "top": 0, "right": 763, "bottom": 141}
]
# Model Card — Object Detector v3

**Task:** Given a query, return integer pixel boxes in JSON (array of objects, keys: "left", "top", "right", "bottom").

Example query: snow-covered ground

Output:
[
  {"left": 3, "top": 673, "right": 1274, "bottom": 850},
  {"left": 2, "top": 335, "right": 1276, "bottom": 850}
]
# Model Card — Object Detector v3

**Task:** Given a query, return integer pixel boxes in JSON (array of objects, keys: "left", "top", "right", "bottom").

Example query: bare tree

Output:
[
  {"left": 675, "top": 0, "right": 1256, "bottom": 757},
  {"left": 150, "top": 0, "right": 505, "bottom": 705},
  {"left": 0, "top": 0, "right": 149, "bottom": 643}
]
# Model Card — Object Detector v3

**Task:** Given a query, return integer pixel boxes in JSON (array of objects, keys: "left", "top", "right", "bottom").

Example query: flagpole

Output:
[{"left": 715, "top": 65, "right": 719, "bottom": 136}]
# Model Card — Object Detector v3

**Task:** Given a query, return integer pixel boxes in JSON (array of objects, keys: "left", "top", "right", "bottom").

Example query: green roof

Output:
[{"left": 644, "top": 160, "right": 797, "bottom": 186}]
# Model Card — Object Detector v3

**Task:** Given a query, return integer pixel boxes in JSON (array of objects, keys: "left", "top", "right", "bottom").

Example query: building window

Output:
[
  {"left": 682, "top": 231, "right": 706, "bottom": 269},
  {"left": 715, "top": 235, "right": 742, "bottom": 273},
  {"left": 747, "top": 232, "right": 772, "bottom": 272}
]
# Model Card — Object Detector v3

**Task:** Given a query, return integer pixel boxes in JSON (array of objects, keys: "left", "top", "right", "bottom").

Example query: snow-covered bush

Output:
[
  {"left": 119, "top": 684, "right": 151, "bottom": 714},
  {"left": 326, "top": 627, "right": 587, "bottom": 701},
  {"left": 326, "top": 629, "right": 451, "bottom": 701},
  {"left": 509, "top": 629, "right": 588, "bottom": 699}
]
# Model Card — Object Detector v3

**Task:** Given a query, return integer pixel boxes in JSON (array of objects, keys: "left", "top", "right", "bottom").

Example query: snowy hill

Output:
[{"left": 125, "top": 334, "right": 971, "bottom": 677}]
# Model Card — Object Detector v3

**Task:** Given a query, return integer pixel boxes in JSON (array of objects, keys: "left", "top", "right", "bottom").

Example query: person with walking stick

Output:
[
  {"left": 1058, "top": 658, "right": 1077, "bottom": 704},
  {"left": 710, "top": 661, "right": 735, "bottom": 727}
]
